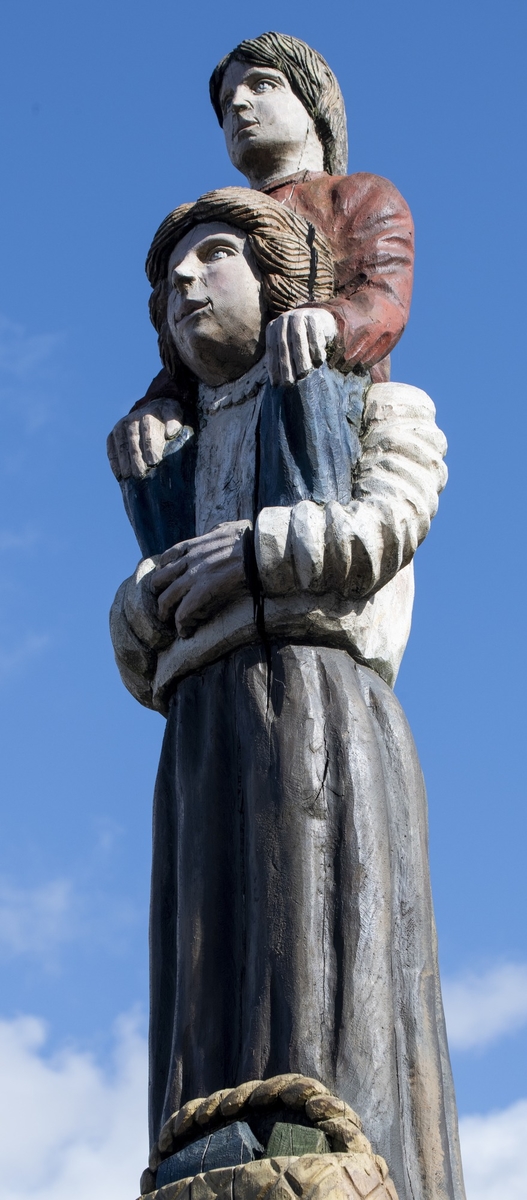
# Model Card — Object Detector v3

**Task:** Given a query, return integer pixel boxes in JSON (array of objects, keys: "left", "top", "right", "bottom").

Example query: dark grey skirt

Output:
[{"left": 149, "top": 643, "right": 465, "bottom": 1200}]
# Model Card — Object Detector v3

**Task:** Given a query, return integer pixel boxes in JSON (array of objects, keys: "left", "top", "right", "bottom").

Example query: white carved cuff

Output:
[
  {"left": 289, "top": 501, "right": 326, "bottom": 591},
  {"left": 255, "top": 503, "right": 326, "bottom": 597},
  {"left": 255, "top": 507, "right": 295, "bottom": 595},
  {"left": 123, "top": 557, "right": 174, "bottom": 651},
  {"left": 109, "top": 579, "right": 157, "bottom": 706}
]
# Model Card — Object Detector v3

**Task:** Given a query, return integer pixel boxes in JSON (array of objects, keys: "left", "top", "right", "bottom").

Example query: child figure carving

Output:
[{"left": 107, "top": 33, "right": 413, "bottom": 483}]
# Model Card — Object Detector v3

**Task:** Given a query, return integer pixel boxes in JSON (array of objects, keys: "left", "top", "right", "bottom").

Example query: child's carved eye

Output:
[{"left": 206, "top": 245, "right": 236, "bottom": 262}]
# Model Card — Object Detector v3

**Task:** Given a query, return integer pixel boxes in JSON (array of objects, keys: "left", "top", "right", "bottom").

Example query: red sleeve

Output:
[
  {"left": 131, "top": 174, "right": 413, "bottom": 411},
  {"left": 299, "top": 173, "right": 414, "bottom": 372}
]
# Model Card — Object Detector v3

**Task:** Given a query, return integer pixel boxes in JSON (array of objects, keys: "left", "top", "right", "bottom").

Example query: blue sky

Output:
[{"left": 0, "top": 1, "right": 526, "bottom": 1197}]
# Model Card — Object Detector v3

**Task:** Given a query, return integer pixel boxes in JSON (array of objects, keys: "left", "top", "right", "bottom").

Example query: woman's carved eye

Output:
[{"left": 254, "top": 79, "right": 275, "bottom": 93}]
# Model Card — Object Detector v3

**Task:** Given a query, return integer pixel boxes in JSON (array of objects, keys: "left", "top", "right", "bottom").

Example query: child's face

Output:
[{"left": 219, "top": 60, "right": 318, "bottom": 179}]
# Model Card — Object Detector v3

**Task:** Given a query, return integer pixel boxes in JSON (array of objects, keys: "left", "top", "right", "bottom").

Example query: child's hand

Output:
[{"left": 266, "top": 308, "right": 336, "bottom": 386}]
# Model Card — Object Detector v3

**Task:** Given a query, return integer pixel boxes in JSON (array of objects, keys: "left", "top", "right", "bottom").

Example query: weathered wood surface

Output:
[
  {"left": 156, "top": 1123, "right": 262, "bottom": 1189},
  {"left": 140, "top": 1152, "right": 397, "bottom": 1200},
  {"left": 147, "top": 648, "right": 460, "bottom": 1200},
  {"left": 106, "top": 34, "right": 465, "bottom": 1200},
  {"left": 265, "top": 1123, "right": 330, "bottom": 1157},
  {"left": 149, "top": 1076, "right": 361, "bottom": 1176}
]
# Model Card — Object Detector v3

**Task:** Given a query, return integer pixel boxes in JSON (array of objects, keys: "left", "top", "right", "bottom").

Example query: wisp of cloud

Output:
[{"left": 443, "top": 962, "right": 527, "bottom": 1050}]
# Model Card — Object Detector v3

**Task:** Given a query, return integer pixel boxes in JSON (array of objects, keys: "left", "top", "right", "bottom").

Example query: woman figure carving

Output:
[{"left": 109, "top": 184, "right": 465, "bottom": 1200}]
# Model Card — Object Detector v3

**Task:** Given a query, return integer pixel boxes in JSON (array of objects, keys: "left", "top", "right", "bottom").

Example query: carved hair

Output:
[
  {"left": 146, "top": 186, "right": 334, "bottom": 379},
  {"left": 209, "top": 31, "right": 347, "bottom": 176}
]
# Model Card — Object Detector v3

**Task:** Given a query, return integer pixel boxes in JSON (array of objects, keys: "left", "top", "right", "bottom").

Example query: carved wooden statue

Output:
[{"left": 108, "top": 33, "right": 466, "bottom": 1200}]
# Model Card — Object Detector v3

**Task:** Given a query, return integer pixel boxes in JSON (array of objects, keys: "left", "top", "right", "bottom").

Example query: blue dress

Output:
[{"left": 120, "top": 366, "right": 464, "bottom": 1200}]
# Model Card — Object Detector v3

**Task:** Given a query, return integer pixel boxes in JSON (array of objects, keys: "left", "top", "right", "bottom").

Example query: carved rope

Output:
[{"left": 140, "top": 1073, "right": 390, "bottom": 1195}]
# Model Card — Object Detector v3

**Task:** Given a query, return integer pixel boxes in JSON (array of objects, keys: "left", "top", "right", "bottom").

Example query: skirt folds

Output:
[{"left": 149, "top": 643, "right": 464, "bottom": 1200}]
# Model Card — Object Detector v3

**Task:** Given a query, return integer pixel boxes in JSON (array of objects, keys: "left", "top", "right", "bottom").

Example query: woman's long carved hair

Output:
[
  {"left": 209, "top": 31, "right": 348, "bottom": 176},
  {"left": 146, "top": 187, "right": 334, "bottom": 379}
]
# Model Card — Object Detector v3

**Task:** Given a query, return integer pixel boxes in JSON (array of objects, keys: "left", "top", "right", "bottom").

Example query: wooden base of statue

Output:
[
  {"left": 138, "top": 1076, "right": 399, "bottom": 1200},
  {"left": 140, "top": 1151, "right": 398, "bottom": 1200}
]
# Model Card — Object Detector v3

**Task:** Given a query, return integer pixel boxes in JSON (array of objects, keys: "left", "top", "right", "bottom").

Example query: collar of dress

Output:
[{"left": 198, "top": 357, "right": 268, "bottom": 423}]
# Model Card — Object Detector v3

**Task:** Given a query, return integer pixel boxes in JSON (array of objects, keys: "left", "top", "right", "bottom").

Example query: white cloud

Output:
[
  {"left": 443, "top": 963, "right": 527, "bottom": 1050},
  {"left": 0, "top": 633, "right": 50, "bottom": 685},
  {"left": 0, "top": 1007, "right": 525, "bottom": 1200},
  {"left": 0, "top": 315, "right": 61, "bottom": 380},
  {"left": 0, "top": 874, "right": 140, "bottom": 968},
  {"left": 0, "top": 313, "right": 63, "bottom": 437},
  {"left": 0, "top": 879, "right": 74, "bottom": 961},
  {"left": 0, "top": 1012, "right": 148, "bottom": 1200},
  {"left": 460, "top": 1099, "right": 527, "bottom": 1200},
  {"left": 0, "top": 527, "right": 37, "bottom": 552}
]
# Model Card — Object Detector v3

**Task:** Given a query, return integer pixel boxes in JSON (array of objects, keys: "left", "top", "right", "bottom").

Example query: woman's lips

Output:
[
  {"left": 234, "top": 120, "right": 259, "bottom": 139},
  {"left": 174, "top": 299, "right": 210, "bottom": 323}
]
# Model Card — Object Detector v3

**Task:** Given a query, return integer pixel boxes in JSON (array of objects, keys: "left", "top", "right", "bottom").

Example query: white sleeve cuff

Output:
[
  {"left": 123, "top": 557, "right": 174, "bottom": 651},
  {"left": 255, "top": 503, "right": 326, "bottom": 596}
]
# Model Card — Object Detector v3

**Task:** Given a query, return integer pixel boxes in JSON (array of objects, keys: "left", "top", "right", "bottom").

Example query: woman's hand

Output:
[
  {"left": 266, "top": 307, "right": 337, "bottom": 386},
  {"left": 107, "top": 399, "right": 184, "bottom": 481},
  {"left": 150, "top": 521, "right": 252, "bottom": 638}
]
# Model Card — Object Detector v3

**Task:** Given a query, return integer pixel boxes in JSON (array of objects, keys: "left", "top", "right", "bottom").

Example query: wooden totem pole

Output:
[{"left": 108, "top": 32, "right": 466, "bottom": 1200}]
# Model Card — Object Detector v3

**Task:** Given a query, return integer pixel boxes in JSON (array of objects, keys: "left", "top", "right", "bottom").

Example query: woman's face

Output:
[{"left": 166, "top": 221, "right": 266, "bottom": 386}]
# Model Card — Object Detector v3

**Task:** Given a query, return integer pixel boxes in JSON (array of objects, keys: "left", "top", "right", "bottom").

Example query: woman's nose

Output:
[{"left": 171, "top": 260, "right": 196, "bottom": 290}]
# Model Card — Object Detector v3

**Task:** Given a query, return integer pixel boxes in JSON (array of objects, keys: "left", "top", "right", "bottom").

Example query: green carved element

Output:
[{"left": 265, "top": 1122, "right": 330, "bottom": 1158}]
